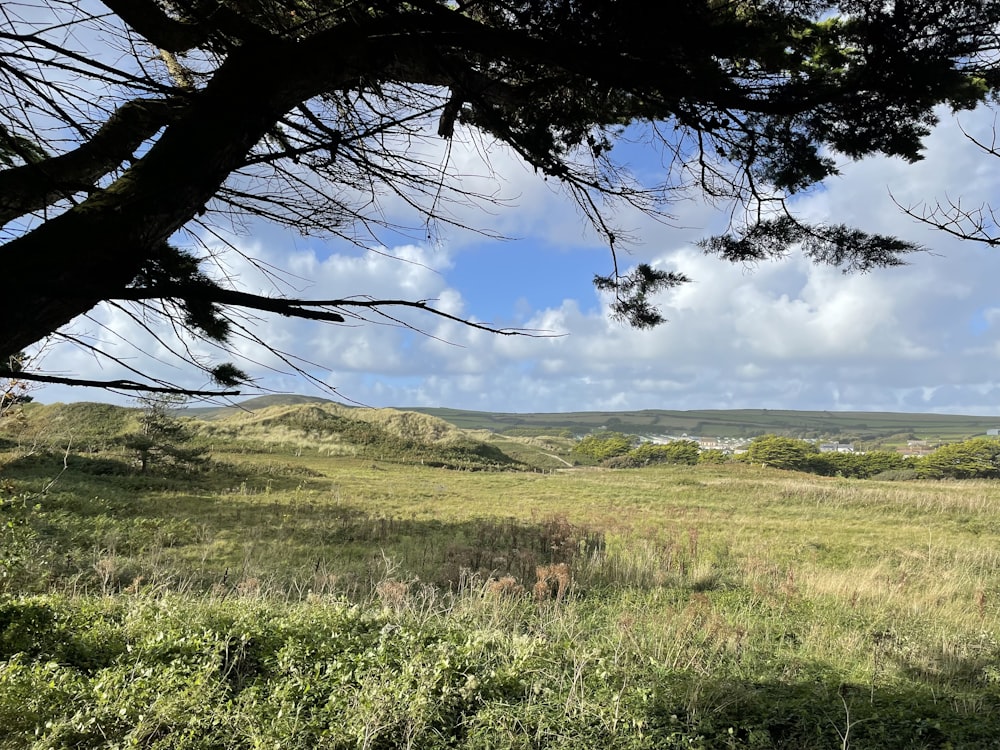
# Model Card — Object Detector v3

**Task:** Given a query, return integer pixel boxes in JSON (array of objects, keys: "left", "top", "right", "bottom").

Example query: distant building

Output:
[
  {"left": 819, "top": 442, "right": 855, "bottom": 453},
  {"left": 987, "top": 429, "right": 1000, "bottom": 436},
  {"left": 639, "top": 435, "right": 677, "bottom": 445},
  {"left": 899, "top": 445, "right": 933, "bottom": 457}
]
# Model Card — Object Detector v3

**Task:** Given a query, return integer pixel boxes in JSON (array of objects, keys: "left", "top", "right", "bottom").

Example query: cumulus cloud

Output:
[{"left": 30, "top": 105, "right": 1000, "bottom": 415}]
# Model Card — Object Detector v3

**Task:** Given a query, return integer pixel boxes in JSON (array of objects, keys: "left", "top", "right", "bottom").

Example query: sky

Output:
[{"left": 28, "top": 103, "right": 1000, "bottom": 415}]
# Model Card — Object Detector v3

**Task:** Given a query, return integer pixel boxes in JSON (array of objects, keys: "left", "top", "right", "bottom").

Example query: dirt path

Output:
[{"left": 543, "top": 453, "right": 574, "bottom": 467}]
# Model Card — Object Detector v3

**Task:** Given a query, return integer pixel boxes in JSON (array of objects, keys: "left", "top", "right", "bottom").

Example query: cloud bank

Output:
[{"left": 31, "top": 106, "right": 1000, "bottom": 415}]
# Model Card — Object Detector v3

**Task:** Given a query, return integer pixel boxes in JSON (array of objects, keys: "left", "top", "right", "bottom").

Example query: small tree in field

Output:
[{"left": 122, "top": 394, "right": 205, "bottom": 474}]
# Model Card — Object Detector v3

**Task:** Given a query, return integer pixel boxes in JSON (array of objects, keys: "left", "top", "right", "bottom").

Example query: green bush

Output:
[
  {"left": 624, "top": 440, "right": 700, "bottom": 467},
  {"left": 602, "top": 453, "right": 642, "bottom": 468},
  {"left": 917, "top": 437, "right": 1000, "bottom": 479},
  {"left": 744, "top": 435, "right": 818, "bottom": 472},
  {"left": 3, "top": 593, "right": 1000, "bottom": 749},
  {"left": 572, "top": 431, "right": 637, "bottom": 462},
  {"left": 870, "top": 468, "right": 920, "bottom": 481},
  {"left": 697, "top": 448, "right": 728, "bottom": 464},
  {"left": 811, "top": 450, "right": 907, "bottom": 478}
]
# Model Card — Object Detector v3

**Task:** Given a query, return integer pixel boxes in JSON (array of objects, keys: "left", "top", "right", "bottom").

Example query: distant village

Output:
[{"left": 634, "top": 433, "right": 1000, "bottom": 457}]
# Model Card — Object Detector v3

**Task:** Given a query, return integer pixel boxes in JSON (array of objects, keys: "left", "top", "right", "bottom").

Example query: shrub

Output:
[
  {"left": 603, "top": 453, "right": 642, "bottom": 469},
  {"left": 917, "top": 438, "right": 1000, "bottom": 479},
  {"left": 698, "top": 449, "right": 728, "bottom": 464},
  {"left": 870, "top": 468, "right": 920, "bottom": 481},
  {"left": 571, "top": 431, "right": 636, "bottom": 462},
  {"left": 627, "top": 440, "right": 700, "bottom": 467},
  {"left": 744, "top": 435, "right": 818, "bottom": 472}
]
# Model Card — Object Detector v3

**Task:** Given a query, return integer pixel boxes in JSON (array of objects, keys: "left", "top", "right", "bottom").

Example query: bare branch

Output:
[
  {"left": 893, "top": 191, "right": 1000, "bottom": 247},
  {"left": 115, "top": 285, "right": 549, "bottom": 337},
  {"left": 0, "top": 369, "right": 240, "bottom": 396},
  {"left": 893, "top": 115, "right": 1000, "bottom": 247},
  {"left": 0, "top": 97, "right": 183, "bottom": 225}
]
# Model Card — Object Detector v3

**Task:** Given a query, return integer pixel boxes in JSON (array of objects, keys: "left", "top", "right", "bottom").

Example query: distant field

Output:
[
  {"left": 129, "top": 396, "right": 1000, "bottom": 446},
  {"left": 172, "top": 395, "right": 1000, "bottom": 442},
  {"left": 408, "top": 405, "right": 1000, "bottom": 443},
  {"left": 3, "top": 402, "right": 1000, "bottom": 748}
]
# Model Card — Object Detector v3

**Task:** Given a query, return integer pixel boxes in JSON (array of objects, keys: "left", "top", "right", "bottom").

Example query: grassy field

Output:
[{"left": 2, "top": 404, "right": 1000, "bottom": 747}]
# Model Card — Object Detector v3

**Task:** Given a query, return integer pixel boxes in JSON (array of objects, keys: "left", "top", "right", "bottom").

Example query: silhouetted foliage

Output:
[{"left": 3, "top": 0, "right": 999, "bottom": 392}]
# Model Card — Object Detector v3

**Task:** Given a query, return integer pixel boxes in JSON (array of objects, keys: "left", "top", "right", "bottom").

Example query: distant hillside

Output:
[
  {"left": 13, "top": 399, "right": 1000, "bottom": 465},
  {"left": 404, "top": 406, "right": 1000, "bottom": 444},
  {"left": 2, "top": 400, "right": 539, "bottom": 471},
  {"left": 205, "top": 402, "right": 463, "bottom": 444},
  {"left": 0, "top": 401, "right": 138, "bottom": 449},
  {"left": 179, "top": 395, "right": 1000, "bottom": 442},
  {"left": 195, "top": 402, "right": 525, "bottom": 470},
  {"left": 182, "top": 394, "right": 336, "bottom": 420}
]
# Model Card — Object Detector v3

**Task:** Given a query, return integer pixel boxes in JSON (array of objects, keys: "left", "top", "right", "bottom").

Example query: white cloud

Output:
[{"left": 30, "top": 106, "right": 1000, "bottom": 416}]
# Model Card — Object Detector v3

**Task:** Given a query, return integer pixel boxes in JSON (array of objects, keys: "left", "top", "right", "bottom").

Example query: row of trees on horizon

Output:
[{"left": 574, "top": 432, "right": 1000, "bottom": 480}]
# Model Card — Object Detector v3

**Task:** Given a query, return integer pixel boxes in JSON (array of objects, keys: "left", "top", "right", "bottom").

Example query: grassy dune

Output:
[{"left": 1, "top": 405, "right": 1000, "bottom": 747}]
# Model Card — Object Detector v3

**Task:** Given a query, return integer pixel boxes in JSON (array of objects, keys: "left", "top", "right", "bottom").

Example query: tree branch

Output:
[
  {"left": 1, "top": 0, "right": 990, "bottom": 377},
  {"left": 101, "top": 0, "right": 274, "bottom": 51},
  {"left": 0, "top": 98, "right": 182, "bottom": 225},
  {"left": 0, "top": 369, "right": 240, "bottom": 396},
  {"left": 115, "top": 285, "right": 546, "bottom": 336},
  {"left": 118, "top": 285, "right": 347, "bottom": 323},
  {"left": 98, "top": 0, "right": 210, "bottom": 52}
]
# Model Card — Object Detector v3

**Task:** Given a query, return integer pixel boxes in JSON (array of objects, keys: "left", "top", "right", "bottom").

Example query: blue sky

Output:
[{"left": 28, "top": 101, "right": 1000, "bottom": 415}]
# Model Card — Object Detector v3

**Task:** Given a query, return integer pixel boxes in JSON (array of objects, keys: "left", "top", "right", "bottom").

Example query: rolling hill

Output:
[
  {"left": 178, "top": 394, "right": 1000, "bottom": 443},
  {"left": 404, "top": 405, "right": 1000, "bottom": 444},
  {"left": 14, "top": 396, "right": 1000, "bottom": 459}
]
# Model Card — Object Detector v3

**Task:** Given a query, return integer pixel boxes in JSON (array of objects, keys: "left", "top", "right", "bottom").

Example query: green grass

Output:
[{"left": 3, "top": 404, "right": 1000, "bottom": 747}]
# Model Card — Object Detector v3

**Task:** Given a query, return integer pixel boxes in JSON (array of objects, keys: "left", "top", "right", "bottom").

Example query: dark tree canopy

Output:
[{"left": 2, "top": 0, "right": 999, "bottom": 393}]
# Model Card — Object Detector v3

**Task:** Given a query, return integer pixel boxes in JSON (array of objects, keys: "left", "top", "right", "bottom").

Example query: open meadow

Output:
[{"left": 2, "top": 403, "right": 1000, "bottom": 748}]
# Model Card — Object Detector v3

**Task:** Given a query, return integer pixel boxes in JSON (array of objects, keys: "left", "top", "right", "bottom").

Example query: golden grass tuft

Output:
[
  {"left": 485, "top": 575, "right": 524, "bottom": 598},
  {"left": 534, "top": 563, "right": 572, "bottom": 603}
]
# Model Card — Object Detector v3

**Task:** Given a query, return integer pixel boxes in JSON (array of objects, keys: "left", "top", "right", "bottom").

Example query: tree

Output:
[
  {"left": 697, "top": 449, "right": 729, "bottom": 465},
  {"left": 628, "top": 440, "right": 701, "bottom": 466},
  {"left": 917, "top": 437, "right": 1000, "bottom": 479},
  {"left": 2, "top": 0, "right": 999, "bottom": 393},
  {"left": 855, "top": 450, "right": 908, "bottom": 478},
  {"left": 810, "top": 449, "right": 907, "bottom": 478},
  {"left": 572, "top": 431, "right": 636, "bottom": 462},
  {"left": 744, "top": 435, "right": 818, "bottom": 472},
  {"left": 121, "top": 393, "right": 206, "bottom": 473}
]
